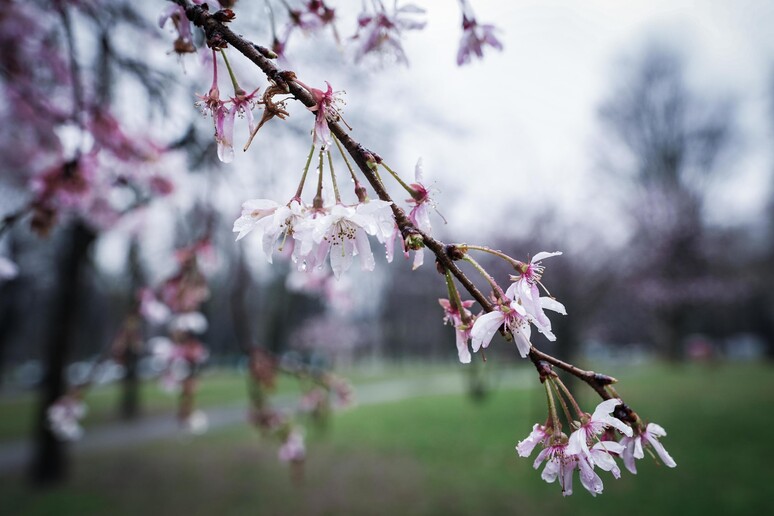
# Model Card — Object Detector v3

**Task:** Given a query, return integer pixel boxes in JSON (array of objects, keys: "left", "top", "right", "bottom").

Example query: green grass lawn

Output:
[
  {"left": 0, "top": 361, "right": 469, "bottom": 443},
  {"left": 0, "top": 362, "right": 771, "bottom": 515}
]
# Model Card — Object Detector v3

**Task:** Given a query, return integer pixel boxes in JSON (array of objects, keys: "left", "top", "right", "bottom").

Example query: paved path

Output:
[{"left": 0, "top": 370, "right": 531, "bottom": 475}]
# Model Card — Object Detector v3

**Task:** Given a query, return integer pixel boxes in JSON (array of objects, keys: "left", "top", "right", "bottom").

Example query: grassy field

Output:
[
  {"left": 0, "top": 362, "right": 771, "bottom": 515},
  {"left": 0, "top": 361, "right": 464, "bottom": 443}
]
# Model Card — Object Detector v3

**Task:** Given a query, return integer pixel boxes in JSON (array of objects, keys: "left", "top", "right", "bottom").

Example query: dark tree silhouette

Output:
[{"left": 598, "top": 45, "right": 736, "bottom": 361}]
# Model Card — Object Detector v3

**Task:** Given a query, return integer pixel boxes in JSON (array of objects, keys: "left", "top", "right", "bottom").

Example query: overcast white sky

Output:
[
  {"left": 283, "top": 0, "right": 774, "bottom": 243},
  {"left": 106, "top": 0, "right": 774, "bottom": 276}
]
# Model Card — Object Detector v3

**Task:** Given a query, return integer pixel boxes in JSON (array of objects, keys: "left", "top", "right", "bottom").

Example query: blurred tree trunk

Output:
[
  {"left": 119, "top": 239, "right": 143, "bottom": 420},
  {"left": 230, "top": 248, "right": 252, "bottom": 353},
  {"left": 0, "top": 235, "right": 21, "bottom": 387},
  {"left": 120, "top": 345, "right": 140, "bottom": 419},
  {"left": 30, "top": 221, "right": 95, "bottom": 486},
  {"left": 654, "top": 308, "right": 685, "bottom": 362}
]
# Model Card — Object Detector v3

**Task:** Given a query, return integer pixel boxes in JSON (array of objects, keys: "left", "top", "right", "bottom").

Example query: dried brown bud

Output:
[
  {"left": 446, "top": 244, "right": 466, "bottom": 261},
  {"left": 30, "top": 204, "right": 56, "bottom": 237},
  {"left": 174, "top": 38, "right": 196, "bottom": 54}
]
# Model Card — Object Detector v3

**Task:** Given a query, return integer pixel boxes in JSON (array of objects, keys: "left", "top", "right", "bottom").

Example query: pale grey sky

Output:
[
  {"left": 317, "top": 0, "right": 774, "bottom": 243},
  {"left": 98, "top": 0, "right": 774, "bottom": 272}
]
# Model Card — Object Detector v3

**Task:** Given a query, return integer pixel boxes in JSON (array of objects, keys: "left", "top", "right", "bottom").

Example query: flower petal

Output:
[
  {"left": 470, "top": 311, "right": 504, "bottom": 352},
  {"left": 455, "top": 329, "right": 471, "bottom": 364},
  {"left": 531, "top": 251, "right": 562, "bottom": 263},
  {"left": 540, "top": 297, "right": 567, "bottom": 315}
]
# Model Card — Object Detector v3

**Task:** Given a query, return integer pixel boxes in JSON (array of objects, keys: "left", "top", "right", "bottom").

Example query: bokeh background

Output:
[{"left": 1, "top": 0, "right": 773, "bottom": 514}]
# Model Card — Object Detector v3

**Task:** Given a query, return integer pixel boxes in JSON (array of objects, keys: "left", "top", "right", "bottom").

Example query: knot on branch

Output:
[
  {"left": 593, "top": 372, "right": 618, "bottom": 385},
  {"left": 535, "top": 360, "right": 554, "bottom": 382},
  {"left": 270, "top": 70, "right": 295, "bottom": 92},
  {"left": 183, "top": 3, "right": 228, "bottom": 49},
  {"left": 445, "top": 244, "right": 466, "bottom": 261},
  {"left": 613, "top": 402, "right": 638, "bottom": 424}
]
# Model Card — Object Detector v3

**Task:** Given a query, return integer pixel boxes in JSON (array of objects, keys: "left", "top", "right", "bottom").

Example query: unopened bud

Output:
[
  {"left": 364, "top": 152, "right": 378, "bottom": 171},
  {"left": 253, "top": 44, "right": 278, "bottom": 59},
  {"left": 354, "top": 182, "right": 368, "bottom": 203},
  {"left": 405, "top": 233, "right": 424, "bottom": 251}
]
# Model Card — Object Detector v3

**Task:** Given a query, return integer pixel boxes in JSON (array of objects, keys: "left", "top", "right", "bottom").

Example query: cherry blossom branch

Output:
[
  {"left": 170, "top": 0, "right": 619, "bottom": 401},
  {"left": 0, "top": 208, "right": 28, "bottom": 239}
]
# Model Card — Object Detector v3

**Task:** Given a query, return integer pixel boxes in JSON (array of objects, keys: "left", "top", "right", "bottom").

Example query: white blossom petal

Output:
[
  {"left": 470, "top": 310, "right": 504, "bottom": 352},
  {"left": 531, "top": 251, "right": 562, "bottom": 263}
]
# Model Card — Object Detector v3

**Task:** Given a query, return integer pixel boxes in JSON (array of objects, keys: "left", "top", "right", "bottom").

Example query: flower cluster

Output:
[
  {"left": 306, "top": 81, "right": 345, "bottom": 150},
  {"left": 468, "top": 252, "right": 566, "bottom": 359},
  {"left": 47, "top": 395, "right": 87, "bottom": 442},
  {"left": 456, "top": 0, "right": 503, "bottom": 66},
  {"left": 439, "top": 298, "right": 476, "bottom": 364},
  {"left": 352, "top": 1, "right": 426, "bottom": 66},
  {"left": 518, "top": 397, "right": 676, "bottom": 496},
  {"left": 234, "top": 197, "right": 395, "bottom": 279},
  {"left": 196, "top": 50, "right": 261, "bottom": 163}
]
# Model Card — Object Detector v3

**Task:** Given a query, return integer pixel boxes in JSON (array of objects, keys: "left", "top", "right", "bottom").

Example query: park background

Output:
[{"left": 1, "top": 0, "right": 773, "bottom": 514}]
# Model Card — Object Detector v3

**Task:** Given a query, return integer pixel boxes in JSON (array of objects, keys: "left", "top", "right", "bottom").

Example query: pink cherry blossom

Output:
[
  {"left": 620, "top": 422, "right": 677, "bottom": 474},
  {"left": 305, "top": 81, "right": 344, "bottom": 149},
  {"left": 533, "top": 440, "right": 577, "bottom": 496},
  {"left": 293, "top": 200, "right": 393, "bottom": 278},
  {"left": 516, "top": 423, "right": 551, "bottom": 457},
  {"left": 284, "top": 0, "right": 336, "bottom": 38},
  {"left": 505, "top": 251, "right": 566, "bottom": 340},
  {"left": 158, "top": 3, "right": 196, "bottom": 54},
  {"left": 329, "top": 376, "right": 355, "bottom": 408},
  {"left": 180, "top": 409, "right": 209, "bottom": 435},
  {"left": 47, "top": 396, "right": 87, "bottom": 442},
  {"left": 439, "top": 298, "right": 476, "bottom": 363},
  {"left": 589, "top": 440, "right": 625, "bottom": 479},
  {"left": 139, "top": 287, "right": 172, "bottom": 325},
  {"left": 533, "top": 439, "right": 616, "bottom": 497},
  {"left": 567, "top": 398, "right": 633, "bottom": 465},
  {"left": 352, "top": 2, "right": 426, "bottom": 66},
  {"left": 196, "top": 54, "right": 234, "bottom": 163},
  {"left": 393, "top": 158, "right": 440, "bottom": 269},
  {"left": 0, "top": 255, "right": 19, "bottom": 282},
  {"left": 278, "top": 429, "right": 306, "bottom": 463},
  {"left": 299, "top": 388, "right": 328, "bottom": 413},
  {"left": 470, "top": 300, "right": 532, "bottom": 357},
  {"left": 456, "top": 14, "right": 503, "bottom": 66},
  {"left": 233, "top": 199, "right": 281, "bottom": 241},
  {"left": 229, "top": 87, "right": 261, "bottom": 135}
]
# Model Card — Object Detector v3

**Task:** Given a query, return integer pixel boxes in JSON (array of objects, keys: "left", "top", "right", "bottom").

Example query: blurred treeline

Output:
[{"left": 2, "top": 44, "right": 774, "bottom": 396}]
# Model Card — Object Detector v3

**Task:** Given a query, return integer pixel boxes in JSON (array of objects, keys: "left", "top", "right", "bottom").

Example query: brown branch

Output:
[{"left": 528, "top": 348, "right": 616, "bottom": 400}]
